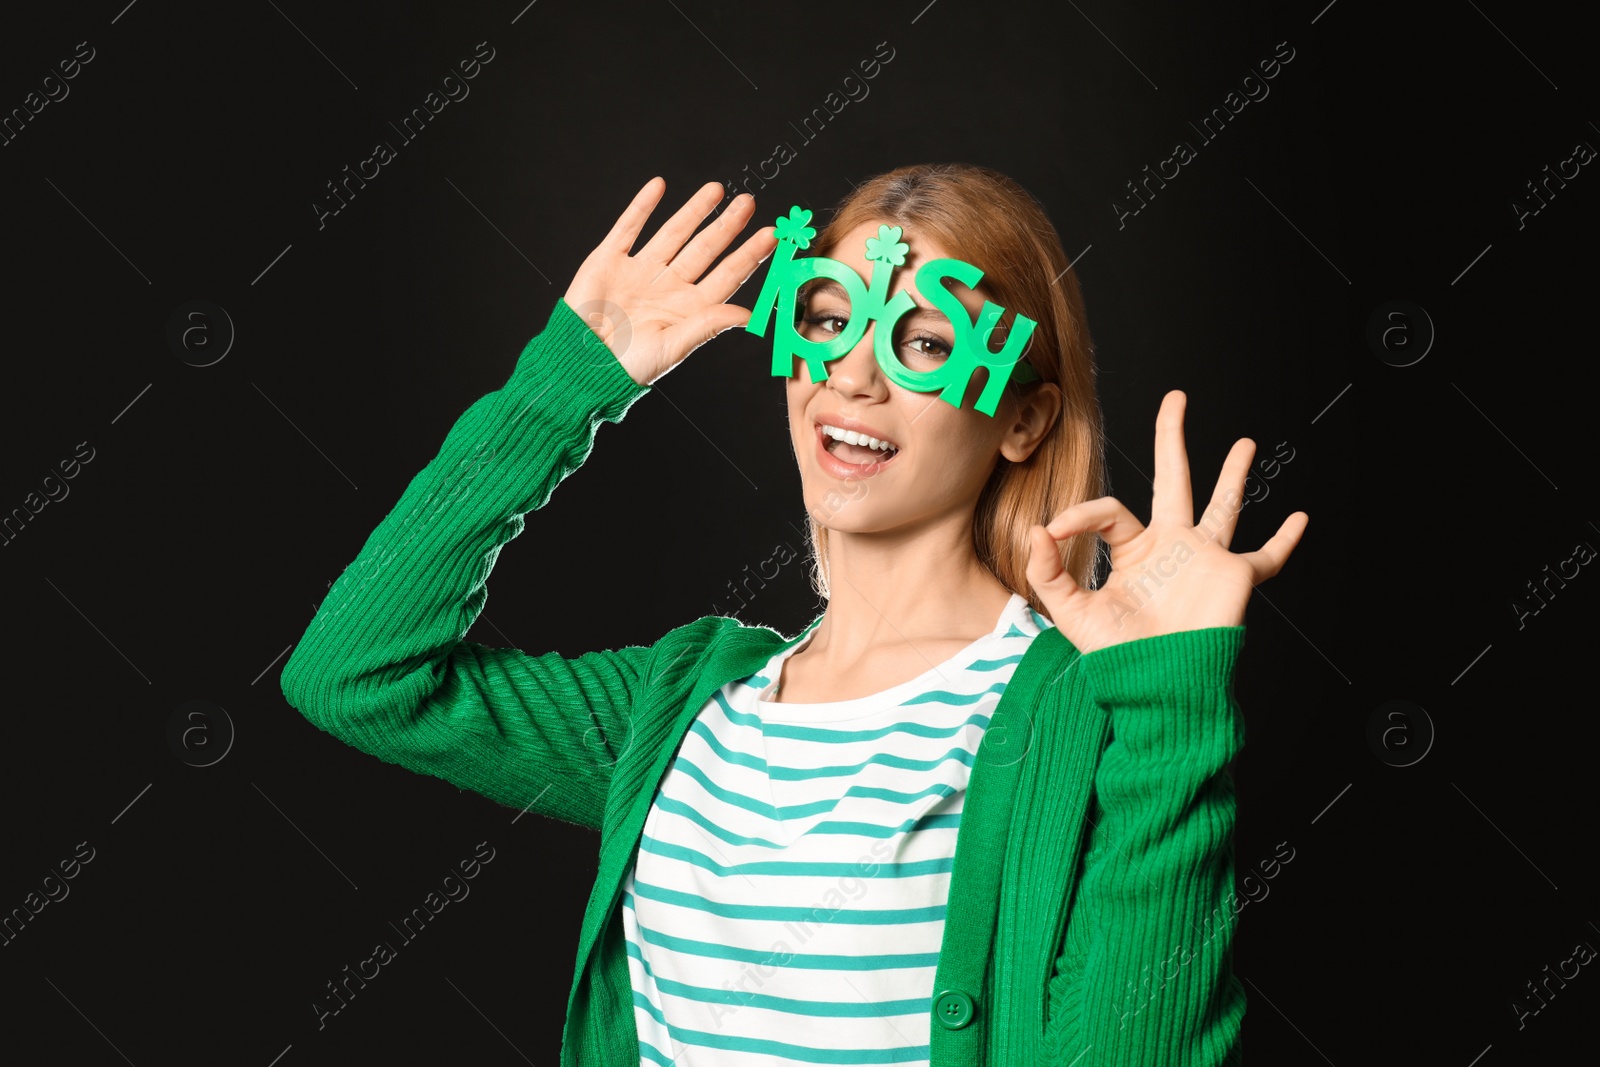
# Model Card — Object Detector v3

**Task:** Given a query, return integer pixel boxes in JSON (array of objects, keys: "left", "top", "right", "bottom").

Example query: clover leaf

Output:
[
  {"left": 864, "top": 224, "right": 909, "bottom": 266},
  {"left": 773, "top": 205, "right": 816, "bottom": 249}
]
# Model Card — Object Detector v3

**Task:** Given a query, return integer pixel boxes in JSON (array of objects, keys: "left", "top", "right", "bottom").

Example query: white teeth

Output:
[{"left": 821, "top": 424, "right": 897, "bottom": 453}]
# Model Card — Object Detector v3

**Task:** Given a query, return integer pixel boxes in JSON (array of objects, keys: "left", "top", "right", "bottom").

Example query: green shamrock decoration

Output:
[
  {"left": 864, "top": 224, "right": 909, "bottom": 266},
  {"left": 773, "top": 206, "right": 816, "bottom": 249}
]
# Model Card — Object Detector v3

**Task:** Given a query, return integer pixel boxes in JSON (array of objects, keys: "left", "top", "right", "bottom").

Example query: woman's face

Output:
[{"left": 784, "top": 219, "right": 1046, "bottom": 536}]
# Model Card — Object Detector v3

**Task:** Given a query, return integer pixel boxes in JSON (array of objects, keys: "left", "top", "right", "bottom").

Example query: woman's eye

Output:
[
  {"left": 904, "top": 334, "right": 951, "bottom": 360},
  {"left": 802, "top": 313, "right": 849, "bottom": 335}
]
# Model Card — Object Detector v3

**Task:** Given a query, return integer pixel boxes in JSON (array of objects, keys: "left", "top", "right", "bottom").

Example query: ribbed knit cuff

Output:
[
  {"left": 1079, "top": 625, "right": 1245, "bottom": 709},
  {"left": 506, "top": 297, "right": 651, "bottom": 426}
]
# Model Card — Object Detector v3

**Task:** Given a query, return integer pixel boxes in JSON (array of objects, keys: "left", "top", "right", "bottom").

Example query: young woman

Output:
[{"left": 282, "top": 163, "right": 1306, "bottom": 1067}]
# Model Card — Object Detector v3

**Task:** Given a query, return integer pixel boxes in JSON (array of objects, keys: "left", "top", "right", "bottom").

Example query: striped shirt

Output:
[{"left": 623, "top": 592, "right": 1053, "bottom": 1066}]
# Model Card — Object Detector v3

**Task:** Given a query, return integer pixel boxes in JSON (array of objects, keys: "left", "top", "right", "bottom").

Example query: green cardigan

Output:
[{"left": 280, "top": 298, "right": 1247, "bottom": 1066}]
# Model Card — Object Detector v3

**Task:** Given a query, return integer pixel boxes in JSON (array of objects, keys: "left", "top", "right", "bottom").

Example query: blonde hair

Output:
[{"left": 801, "top": 163, "right": 1107, "bottom": 621}]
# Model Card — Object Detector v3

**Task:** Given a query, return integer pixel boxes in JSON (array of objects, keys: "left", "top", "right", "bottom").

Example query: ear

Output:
[{"left": 998, "top": 382, "right": 1063, "bottom": 463}]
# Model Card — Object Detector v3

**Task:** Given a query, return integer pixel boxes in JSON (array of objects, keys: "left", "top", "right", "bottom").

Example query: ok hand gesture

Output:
[{"left": 1024, "top": 390, "right": 1308, "bottom": 655}]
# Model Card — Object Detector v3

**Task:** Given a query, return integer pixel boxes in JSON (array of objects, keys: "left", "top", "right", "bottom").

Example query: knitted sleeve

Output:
[
  {"left": 279, "top": 298, "right": 653, "bottom": 830},
  {"left": 1044, "top": 626, "right": 1247, "bottom": 1066}
]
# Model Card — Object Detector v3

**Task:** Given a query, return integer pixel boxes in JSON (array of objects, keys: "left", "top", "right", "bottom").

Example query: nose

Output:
[{"left": 824, "top": 324, "right": 889, "bottom": 401}]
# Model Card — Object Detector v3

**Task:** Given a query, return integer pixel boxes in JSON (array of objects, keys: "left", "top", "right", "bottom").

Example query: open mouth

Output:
[{"left": 817, "top": 423, "right": 901, "bottom": 472}]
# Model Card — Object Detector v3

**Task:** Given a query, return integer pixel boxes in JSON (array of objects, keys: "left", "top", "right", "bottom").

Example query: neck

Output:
[{"left": 804, "top": 519, "right": 1015, "bottom": 663}]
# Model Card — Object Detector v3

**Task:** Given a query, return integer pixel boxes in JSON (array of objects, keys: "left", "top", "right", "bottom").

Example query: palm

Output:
[
  {"left": 562, "top": 178, "right": 777, "bottom": 387},
  {"left": 1025, "top": 390, "right": 1307, "bottom": 654}
]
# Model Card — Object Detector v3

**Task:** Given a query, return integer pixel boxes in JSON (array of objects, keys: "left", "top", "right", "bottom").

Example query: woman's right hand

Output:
[{"left": 562, "top": 177, "right": 777, "bottom": 387}]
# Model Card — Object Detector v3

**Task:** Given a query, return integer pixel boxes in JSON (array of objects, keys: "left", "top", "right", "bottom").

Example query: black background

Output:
[{"left": 2, "top": 1, "right": 1595, "bottom": 1064}]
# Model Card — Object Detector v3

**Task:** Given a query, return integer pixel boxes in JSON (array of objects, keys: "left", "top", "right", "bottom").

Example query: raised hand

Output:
[
  {"left": 1024, "top": 390, "right": 1308, "bottom": 654},
  {"left": 562, "top": 177, "right": 778, "bottom": 387}
]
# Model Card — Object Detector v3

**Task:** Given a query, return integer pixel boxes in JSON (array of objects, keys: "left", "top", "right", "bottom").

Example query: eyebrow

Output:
[{"left": 801, "top": 279, "right": 952, "bottom": 320}]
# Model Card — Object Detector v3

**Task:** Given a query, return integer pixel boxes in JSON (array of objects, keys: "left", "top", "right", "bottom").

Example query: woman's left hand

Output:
[{"left": 1024, "top": 390, "right": 1308, "bottom": 655}]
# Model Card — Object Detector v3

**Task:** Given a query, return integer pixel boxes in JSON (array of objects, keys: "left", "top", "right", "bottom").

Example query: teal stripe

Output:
[
  {"left": 899, "top": 680, "right": 1009, "bottom": 707},
  {"left": 766, "top": 712, "right": 991, "bottom": 742},
  {"left": 833, "top": 782, "right": 960, "bottom": 806},
  {"left": 639, "top": 1039, "right": 676, "bottom": 1066},
  {"left": 668, "top": 752, "right": 961, "bottom": 822},
  {"left": 806, "top": 813, "right": 963, "bottom": 837},
  {"left": 637, "top": 834, "right": 955, "bottom": 878},
  {"left": 715, "top": 691, "right": 995, "bottom": 744},
  {"left": 690, "top": 720, "right": 981, "bottom": 780},
  {"left": 651, "top": 793, "right": 783, "bottom": 847},
  {"left": 638, "top": 1013, "right": 929, "bottom": 1064},
  {"left": 651, "top": 792, "right": 961, "bottom": 846},
  {"left": 631, "top": 876, "right": 946, "bottom": 924},
  {"left": 626, "top": 937, "right": 929, "bottom": 1017},
  {"left": 633, "top": 987, "right": 668, "bottom": 1026},
  {"left": 667, "top": 754, "right": 782, "bottom": 819},
  {"left": 767, "top": 746, "right": 977, "bottom": 782},
  {"left": 624, "top": 896, "right": 941, "bottom": 970},
  {"left": 690, "top": 719, "right": 768, "bottom": 772},
  {"left": 965, "top": 653, "right": 1025, "bottom": 671}
]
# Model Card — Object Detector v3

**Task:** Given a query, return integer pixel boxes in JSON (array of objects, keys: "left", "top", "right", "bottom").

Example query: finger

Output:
[
  {"left": 699, "top": 224, "right": 780, "bottom": 305},
  {"left": 601, "top": 176, "right": 667, "bottom": 255},
  {"left": 1197, "top": 437, "right": 1255, "bottom": 549},
  {"left": 636, "top": 180, "right": 727, "bottom": 265},
  {"left": 1151, "top": 390, "right": 1194, "bottom": 527},
  {"left": 1045, "top": 495, "right": 1146, "bottom": 550},
  {"left": 1024, "top": 523, "right": 1088, "bottom": 614},
  {"left": 670, "top": 193, "right": 757, "bottom": 283},
  {"left": 666, "top": 303, "right": 755, "bottom": 364},
  {"left": 1236, "top": 510, "right": 1309, "bottom": 584}
]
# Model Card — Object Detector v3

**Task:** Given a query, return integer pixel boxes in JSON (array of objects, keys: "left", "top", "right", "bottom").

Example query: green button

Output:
[{"left": 932, "top": 988, "right": 975, "bottom": 1030}]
